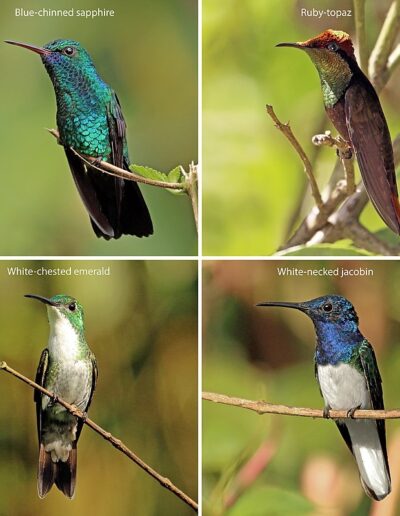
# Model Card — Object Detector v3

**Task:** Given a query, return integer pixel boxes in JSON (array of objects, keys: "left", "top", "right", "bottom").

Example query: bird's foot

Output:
[
  {"left": 336, "top": 147, "right": 353, "bottom": 160},
  {"left": 81, "top": 411, "right": 88, "bottom": 423},
  {"left": 346, "top": 405, "right": 361, "bottom": 419},
  {"left": 323, "top": 406, "right": 331, "bottom": 419}
]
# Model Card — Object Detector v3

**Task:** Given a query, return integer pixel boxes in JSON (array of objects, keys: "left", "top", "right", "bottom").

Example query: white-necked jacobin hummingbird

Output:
[
  {"left": 26, "top": 294, "right": 98, "bottom": 499},
  {"left": 257, "top": 294, "right": 391, "bottom": 500}
]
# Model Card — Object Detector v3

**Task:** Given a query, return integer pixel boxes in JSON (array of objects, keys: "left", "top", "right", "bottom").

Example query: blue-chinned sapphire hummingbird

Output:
[
  {"left": 257, "top": 295, "right": 391, "bottom": 501},
  {"left": 6, "top": 39, "right": 153, "bottom": 240},
  {"left": 26, "top": 294, "right": 98, "bottom": 499}
]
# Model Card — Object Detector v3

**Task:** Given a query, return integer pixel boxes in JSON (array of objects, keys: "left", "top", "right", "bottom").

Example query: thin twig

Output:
[
  {"left": 368, "top": 0, "right": 400, "bottom": 90},
  {"left": 187, "top": 162, "right": 198, "bottom": 232},
  {"left": 354, "top": 0, "right": 368, "bottom": 72},
  {"left": 265, "top": 105, "right": 324, "bottom": 210},
  {"left": 387, "top": 43, "right": 400, "bottom": 76},
  {"left": 0, "top": 361, "right": 198, "bottom": 512},
  {"left": 203, "top": 392, "right": 400, "bottom": 420}
]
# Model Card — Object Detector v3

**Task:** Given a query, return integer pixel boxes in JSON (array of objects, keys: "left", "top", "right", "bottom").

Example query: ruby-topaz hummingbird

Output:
[
  {"left": 6, "top": 39, "right": 153, "bottom": 240},
  {"left": 25, "top": 294, "right": 98, "bottom": 499},
  {"left": 257, "top": 295, "right": 391, "bottom": 500},
  {"left": 277, "top": 30, "right": 400, "bottom": 235}
]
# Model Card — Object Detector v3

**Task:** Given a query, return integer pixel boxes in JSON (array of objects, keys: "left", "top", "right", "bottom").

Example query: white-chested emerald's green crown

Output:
[{"left": 277, "top": 29, "right": 357, "bottom": 108}]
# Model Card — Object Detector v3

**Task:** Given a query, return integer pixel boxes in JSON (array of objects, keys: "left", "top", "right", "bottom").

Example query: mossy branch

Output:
[
  {"left": 0, "top": 361, "right": 198, "bottom": 512},
  {"left": 203, "top": 391, "right": 400, "bottom": 420}
]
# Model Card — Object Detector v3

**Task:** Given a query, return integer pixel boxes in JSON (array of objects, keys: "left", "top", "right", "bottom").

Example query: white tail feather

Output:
[{"left": 346, "top": 419, "right": 391, "bottom": 500}]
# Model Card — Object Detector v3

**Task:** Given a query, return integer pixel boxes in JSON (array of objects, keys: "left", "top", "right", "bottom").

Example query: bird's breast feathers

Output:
[{"left": 318, "top": 362, "right": 371, "bottom": 409}]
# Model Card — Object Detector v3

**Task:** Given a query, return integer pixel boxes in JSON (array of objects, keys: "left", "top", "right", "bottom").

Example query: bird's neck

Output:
[
  {"left": 46, "top": 64, "right": 108, "bottom": 107},
  {"left": 48, "top": 316, "right": 87, "bottom": 362},
  {"left": 314, "top": 320, "right": 362, "bottom": 365},
  {"left": 307, "top": 49, "right": 353, "bottom": 108}
]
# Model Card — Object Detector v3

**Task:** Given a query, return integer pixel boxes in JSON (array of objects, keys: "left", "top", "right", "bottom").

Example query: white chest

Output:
[
  {"left": 48, "top": 315, "right": 80, "bottom": 361},
  {"left": 317, "top": 363, "right": 371, "bottom": 410}
]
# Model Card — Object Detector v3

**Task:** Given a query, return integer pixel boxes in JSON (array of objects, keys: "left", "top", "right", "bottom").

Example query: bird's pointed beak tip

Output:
[
  {"left": 276, "top": 42, "right": 303, "bottom": 49},
  {"left": 25, "top": 294, "right": 55, "bottom": 306},
  {"left": 256, "top": 301, "right": 306, "bottom": 311},
  {"left": 5, "top": 40, "right": 50, "bottom": 55}
]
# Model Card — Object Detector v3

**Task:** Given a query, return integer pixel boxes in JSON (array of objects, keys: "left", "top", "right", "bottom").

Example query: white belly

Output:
[
  {"left": 318, "top": 363, "right": 390, "bottom": 499},
  {"left": 317, "top": 363, "right": 371, "bottom": 410}
]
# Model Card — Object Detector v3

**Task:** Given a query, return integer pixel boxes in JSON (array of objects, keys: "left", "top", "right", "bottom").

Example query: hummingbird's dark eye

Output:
[
  {"left": 323, "top": 302, "right": 333, "bottom": 312},
  {"left": 327, "top": 42, "right": 339, "bottom": 52},
  {"left": 68, "top": 302, "right": 76, "bottom": 311},
  {"left": 63, "top": 46, "right": 76, "bottom": 57}
]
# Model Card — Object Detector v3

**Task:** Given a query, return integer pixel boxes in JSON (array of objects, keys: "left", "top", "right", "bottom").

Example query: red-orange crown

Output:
[{"left": 300, "top": 30, "right": 355, "bottom": 59}]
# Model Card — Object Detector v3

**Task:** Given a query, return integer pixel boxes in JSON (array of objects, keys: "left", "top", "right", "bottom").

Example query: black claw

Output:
[
  {"left": 346, "top": 405, "right": 361, "bottom": 419},
  {"left": 323, "top": 406, "right": 331, "bottom": 419}
]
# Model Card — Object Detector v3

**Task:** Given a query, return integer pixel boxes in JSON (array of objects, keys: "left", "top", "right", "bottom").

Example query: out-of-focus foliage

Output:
[
  {"left": 0, "top": 260, "right": 197, "bottom": 516},
  {"left": 203, "top": 260, "right": 400, "bottom": 515},
  {"left": 1, "top": 0, "right": 197, "bottom": 255},
  {"left": 203, "top": 0, "right": 400, "bottom": 256}
]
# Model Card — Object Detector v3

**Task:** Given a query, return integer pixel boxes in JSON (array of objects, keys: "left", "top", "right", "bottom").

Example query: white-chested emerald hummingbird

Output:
[
  {"left": 258, "top": 295, "right": 391, "bottom": 500},
  {"left": 26, "top": 294, "right": 98, "bottom": 499}
]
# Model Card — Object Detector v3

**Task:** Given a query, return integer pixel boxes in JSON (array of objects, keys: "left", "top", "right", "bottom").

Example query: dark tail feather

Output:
[
  {"left": 55, "top": 444, "right": 77, "bottom": 499},
  {"left": 65, "top": 147, "right": 153, "bottom": 239},
  {"left": 119, "top": 178, "right": 153, "bottom": 237},
  {"left": 37, "top": 444, "right": 56, "bottom": 498}
]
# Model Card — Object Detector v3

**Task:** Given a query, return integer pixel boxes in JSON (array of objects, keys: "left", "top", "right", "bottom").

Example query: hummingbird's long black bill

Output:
[
  {"left": 276, "top": 42, "right": 303, "bottom": 49},
  {"left": 4, "top": 40, "right": 51, "bottom": 55},
  {"left": 256, "top": 301, "right": 307, "bottom": 312},
  {"left": 25, "top": 294, "right": 56, "bottom": 306}
]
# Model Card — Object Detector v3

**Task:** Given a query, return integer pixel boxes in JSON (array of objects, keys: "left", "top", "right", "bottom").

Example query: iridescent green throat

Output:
[{"left": 306, "top": 49, "right": 353, "bottom": 108}]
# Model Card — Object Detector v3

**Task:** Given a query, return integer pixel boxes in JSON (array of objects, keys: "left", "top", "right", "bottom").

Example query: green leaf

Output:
[
  {"left": 277, "top": 241, "right": 374, "bottom": 256},
  {"left": 130, "top": 164, "right": 168, "bottom": 182},
  {"left": 130, "top": 164, "right": 187, "bottom": 195},
  {"left": 229, "top": 485, "right": 314, "bottom": 515},
  {"left": 167, "top": 166, "right": 182, "bottom": 183}
]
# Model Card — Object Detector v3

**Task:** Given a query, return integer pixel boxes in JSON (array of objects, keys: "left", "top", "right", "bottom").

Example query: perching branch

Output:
[
  {"left": 268, "top": 108, "right": 400, "bottom": 256},
  {"left": 312, "top": 132, "right": 355, "bottom": 195},
  {"left": 203, "top": 391, "right": 400, "bottom": 420},
  {"left": 0, "top": 361, "right": 198, "bottom": 513},
  {"left": 48, "top": 129, "right": 199, "bottom": 232},
  {"left": 48, "top": 129, "right": 184, "bottom": 189}
]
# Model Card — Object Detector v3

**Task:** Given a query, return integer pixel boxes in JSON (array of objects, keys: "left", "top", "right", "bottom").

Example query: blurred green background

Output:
[
  {"left": 1, "top": 0, "right": 197, "bottom": 255},
  {"left": 203, "top": 260, "right": 400, "bottom": 515},
  {"left": 203, "top": 0, "right": 400, "bottom": 256},
  {"left": 0, "top": 260, "right": 197, "bottom": 515}
]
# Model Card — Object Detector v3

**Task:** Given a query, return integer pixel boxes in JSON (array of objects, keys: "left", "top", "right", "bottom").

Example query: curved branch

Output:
[
  {"left": 48, "top": 129, "right": 184, "bottom": 190},
  {"left": 265, "top": 105, "right": 324, "bottom": 210},
  {"left": 0, "top": 361, "right": 198, "bottom": 512},
  {"left": 203, "top": 391, "right": 400, "bottom": 420}
]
